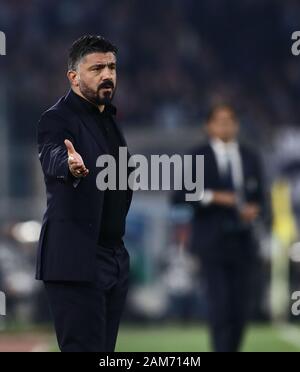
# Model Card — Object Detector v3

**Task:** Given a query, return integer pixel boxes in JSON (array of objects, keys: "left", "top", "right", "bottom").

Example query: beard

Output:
[{"left": 79, "top": 79, "right": 116, "bottom": 106}]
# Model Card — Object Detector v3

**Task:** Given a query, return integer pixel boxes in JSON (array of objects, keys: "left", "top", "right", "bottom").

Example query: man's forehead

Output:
[{"left": 82, "top": 52, "right": 116, "bottom": 65}]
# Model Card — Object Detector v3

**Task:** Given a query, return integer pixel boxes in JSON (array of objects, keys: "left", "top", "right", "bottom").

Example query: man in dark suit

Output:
[
  {"left": 173, "top": 104, "right": 269, "bottom": 352},
  {"left": 36, "top": 35, "right": 133, "bottom": 352}
]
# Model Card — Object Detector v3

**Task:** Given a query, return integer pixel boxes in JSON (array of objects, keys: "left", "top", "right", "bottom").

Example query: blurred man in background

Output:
[
  {"left": 173, "top": 104, "right": 269, "bottom": 352},
  {"left": 36, "top": 35, "right": 132, "bottom": 352}
]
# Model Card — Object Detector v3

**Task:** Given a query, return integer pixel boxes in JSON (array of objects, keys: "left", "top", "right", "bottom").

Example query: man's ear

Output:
[{"left": 67, "top": 70, "right": 79, "bottom": 87}]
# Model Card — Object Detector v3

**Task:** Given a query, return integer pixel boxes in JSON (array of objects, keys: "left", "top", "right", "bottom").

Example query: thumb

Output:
[{"left": 64, "top": 139, "right": 76, "bottom": 156}]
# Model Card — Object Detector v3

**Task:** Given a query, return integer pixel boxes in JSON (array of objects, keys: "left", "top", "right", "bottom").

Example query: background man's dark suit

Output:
[
  {"left": 173, "top": 142, "right": 269, "bottom": 352},
  {"left": 37, "top": 90, "right": 132, "bottom": 351}
]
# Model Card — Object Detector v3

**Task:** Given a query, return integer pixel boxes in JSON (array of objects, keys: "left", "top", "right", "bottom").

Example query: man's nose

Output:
[{"left": 102, "top": 66, "right": 113, "bottom": 80}]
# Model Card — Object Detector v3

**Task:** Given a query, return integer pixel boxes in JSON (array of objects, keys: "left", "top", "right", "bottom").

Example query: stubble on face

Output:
[{"left": 77, "top": 52, "right": 117, "bottom": 107}]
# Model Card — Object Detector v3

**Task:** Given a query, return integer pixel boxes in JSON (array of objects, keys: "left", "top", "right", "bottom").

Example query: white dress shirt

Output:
[{"left": 201, "top": 138, "right": 244, "bottom": 205}]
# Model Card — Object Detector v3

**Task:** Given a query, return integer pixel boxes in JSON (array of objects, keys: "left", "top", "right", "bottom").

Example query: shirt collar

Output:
[
  {"left": 210, "top": 137, "right": 239, "bottom": 153},
  {"left": 70, "top": 89, "right": 117, "bottom": 116}
]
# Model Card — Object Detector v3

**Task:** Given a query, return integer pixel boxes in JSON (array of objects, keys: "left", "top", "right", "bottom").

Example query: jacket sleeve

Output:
[
  {"left": 253, "top": 152, "right": 272, "bottom": 231},
  {"left": 37, "top": 110, "right": 81, "bottom": 188}
]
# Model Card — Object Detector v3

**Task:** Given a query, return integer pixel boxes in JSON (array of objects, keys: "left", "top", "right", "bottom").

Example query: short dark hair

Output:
[
  {"left": 68, "top": 35, "right": 118, "bottom": 70},
  {"left": 206, "top": 103, "right": 238, "bottom": 123}
]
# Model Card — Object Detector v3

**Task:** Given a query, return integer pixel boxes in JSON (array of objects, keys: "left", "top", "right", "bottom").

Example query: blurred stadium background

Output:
[{"left": 1, "top": 0, "right": 300, "bottom": 351}]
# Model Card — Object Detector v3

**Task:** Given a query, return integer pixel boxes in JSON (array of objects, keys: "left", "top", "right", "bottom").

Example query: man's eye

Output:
[{"left": 92, "top": 66, "right": 103, "bottom": 71}]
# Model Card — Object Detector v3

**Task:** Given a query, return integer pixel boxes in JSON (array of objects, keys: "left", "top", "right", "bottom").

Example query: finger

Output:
[
  {"left": 73, "top": 168, "right": 85, "bottom": 176},
  {"left": 72, "top": 165, "right": 86, "bottom": 174},
  {"left": 65, "top": 139, "right": 76, "bottom": 156},
  {"left": 70, "top": 166, "right": 84, "bottom": 174},
  {"left": 69, "top": 159, "right": 84, "bottom": 167},
  {"left": 82, "top": 169, "right": 89, "bottom": 177},
  {"left": 69, "top": 161, "right": 84, "bottom": 169},
  {"left": 76, "top": 163, "right": 87, "bottom": 171},
  {"left": 77, "top": 169, "right": 89, "bottom": 178}
]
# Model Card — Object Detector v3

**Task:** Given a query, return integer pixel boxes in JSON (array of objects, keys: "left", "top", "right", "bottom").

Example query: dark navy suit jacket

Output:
[
  {"left": 172, "top": 142, "right": 270, "bottom": 262},
  {"left": 36, "top": 90, "right": 132, "bottom": 281}
]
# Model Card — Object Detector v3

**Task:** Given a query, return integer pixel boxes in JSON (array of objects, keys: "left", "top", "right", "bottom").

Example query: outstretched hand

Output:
[{"left": 65, "top": 140, "right": 89, "bottom": 178}]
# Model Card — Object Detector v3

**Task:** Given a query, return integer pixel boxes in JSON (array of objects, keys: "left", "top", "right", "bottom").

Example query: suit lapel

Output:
[
  {"left": 113, "top": 118, "right": 127, "bottom": 147},
  {"left": 207, "top": 143, "right": 221, "bottom": 182},
  {"left": 239, "top": 145, "right": 249, "bottom": 193},
  {"left": 65, "top": 90, "right": 131, "bottom": 160},
  {"left": 65, "top": 90, "right": 109, "bottom": 153},
  {"left": 82, "top": 111, "right": 110, "bottom": 153}
]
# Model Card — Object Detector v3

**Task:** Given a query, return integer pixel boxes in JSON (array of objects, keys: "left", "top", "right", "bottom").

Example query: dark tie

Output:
[{"left": 221, "top": 157, "right": 235, "bottom": 191}]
